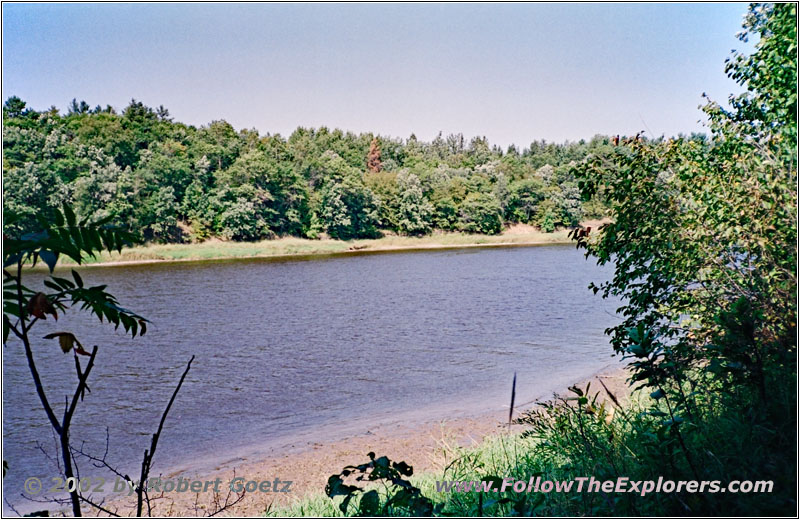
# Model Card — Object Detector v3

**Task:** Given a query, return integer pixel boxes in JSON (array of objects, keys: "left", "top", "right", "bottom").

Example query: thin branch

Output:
[
  {"left": 64, "top": 346, "right": 98, "bottom": 429},
  {"left": 3, "top": 496, "right": 23, "bottom": 516},
  {"left": 16, "top": 261, "right": 62, "bottom": 434},
  {"left": 136, "top": 356, "right": 194, "bottom": 516},
  {"left": 71, "top": 430, "right": 129, "bottom": 482},
  {"left": 76, "top": 494, "right": 120, "bottom": 517},
  {"left": 6, "top": 319, "right": 22, "bottom": 340}
]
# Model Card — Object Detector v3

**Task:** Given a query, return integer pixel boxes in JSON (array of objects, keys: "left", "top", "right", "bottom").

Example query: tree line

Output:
[{"left": 3, "top": 99, "right": 616, "bottom": 243}]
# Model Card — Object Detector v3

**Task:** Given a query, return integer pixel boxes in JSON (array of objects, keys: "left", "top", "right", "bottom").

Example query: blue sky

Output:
[{"left": 3, "top": 3, "right": 751, "bottom": 147}]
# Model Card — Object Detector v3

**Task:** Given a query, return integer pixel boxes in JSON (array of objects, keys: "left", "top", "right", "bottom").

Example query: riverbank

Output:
[
  {"left": 42, "top": 222, "right": 604, "bottom": 269},
  {"left": 89, "top": 363, "right": 631, "bottom": 517}
]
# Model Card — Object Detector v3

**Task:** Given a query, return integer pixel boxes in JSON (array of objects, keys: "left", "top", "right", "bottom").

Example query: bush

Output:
[
  {"left": 317, "top": 177, "right": 382, "bottom": 240},
  {"left": 506, "top": 177, "right": 545, "bottom": 223},
  {"left": 396, "top": 172, "right": 433, "bottom": 235},
  {"left": 458, "top": 192, "right": 503, "bottom": 235}
]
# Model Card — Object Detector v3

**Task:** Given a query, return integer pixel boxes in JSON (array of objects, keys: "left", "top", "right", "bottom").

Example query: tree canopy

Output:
[{"left": 3, "top": 99, "right": 616, "bottom": 243}]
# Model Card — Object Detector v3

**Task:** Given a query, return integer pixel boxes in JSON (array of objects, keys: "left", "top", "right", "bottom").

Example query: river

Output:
[{"left": 3, "top": 244, "right": 621, "bottom": 512}]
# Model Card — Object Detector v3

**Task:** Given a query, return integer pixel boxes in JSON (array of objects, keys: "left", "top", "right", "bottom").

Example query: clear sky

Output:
[{"left": 3, "top": 2, "right": 751, "bottom": 147}]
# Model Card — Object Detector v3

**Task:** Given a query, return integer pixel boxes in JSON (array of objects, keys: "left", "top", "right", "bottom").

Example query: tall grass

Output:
[
  {"left": 266, "top": 371, "right": 795, "bottom": 517},
  {"left": 44, "top": 229, "right": 573, "bottom": 268}
]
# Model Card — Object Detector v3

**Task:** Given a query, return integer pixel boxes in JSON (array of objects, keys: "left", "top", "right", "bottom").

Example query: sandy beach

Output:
[{"left": 84, "top": 364, "right": 631, "bottom": 517}]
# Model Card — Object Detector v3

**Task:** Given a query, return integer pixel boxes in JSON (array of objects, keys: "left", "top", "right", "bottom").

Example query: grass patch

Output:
[
  {"left": 41, "top": 228, "right": 574, "bottom": 268},
  {"left": 265, "top": 374, "right": 795, "bottom": 517}
]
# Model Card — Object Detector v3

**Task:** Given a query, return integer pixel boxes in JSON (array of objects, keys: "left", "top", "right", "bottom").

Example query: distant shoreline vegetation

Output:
[
  {"left": 2, "top": 97, "right": 659, "bottom": 244},
  {"left": 34, "top": 224, "right": 583, "bottom": 269}
]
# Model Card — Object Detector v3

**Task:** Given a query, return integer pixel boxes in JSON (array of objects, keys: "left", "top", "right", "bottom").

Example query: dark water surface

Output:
[{"left": 3, "top": 244, "right": 620, "bottom": 512}]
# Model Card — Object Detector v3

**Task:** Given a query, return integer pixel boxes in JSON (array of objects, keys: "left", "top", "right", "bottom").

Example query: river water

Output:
[{"left": 3, "top": 244, "right": 621, "bottom": 512}]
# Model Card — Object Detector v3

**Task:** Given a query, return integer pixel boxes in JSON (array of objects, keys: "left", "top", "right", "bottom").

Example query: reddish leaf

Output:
[
  {"left": 74, "top": 346, "right": 92, "bottom": 356},
  {"left": 27, "top": 293, "right": 58, "bottom": 321}
]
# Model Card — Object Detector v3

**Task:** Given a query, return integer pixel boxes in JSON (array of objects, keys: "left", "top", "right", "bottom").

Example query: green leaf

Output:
[
  {"left": 4, "top": 252, "right": 23, "bottom": 268},
  {"left": 51, "top": 277, "right": 75, "bottom": 289},
  {"left": 359, "top": 490, "right": 380, "bottom": 515},
  {"left": 68, "top": 226, "right": 84, "bottom": 251},
  {"left": 665, "top": 416, "right": 684, "bottom": 427},
  {"left": 63, "top": 204, "right": 76, "bottom": 227},
  {"left": 52, "top": 209, "right": 64, "bottom": 227},
  {"left": 39, "top": 250, "right": 59, "bottom": 272},
  {"left": 43, "top": 280, "right": 62, "bottom": 292}
]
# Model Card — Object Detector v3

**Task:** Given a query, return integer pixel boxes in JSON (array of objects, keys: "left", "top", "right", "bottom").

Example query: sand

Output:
[{"left": 80, "top": 364, "right": 631, "bottom": 517}]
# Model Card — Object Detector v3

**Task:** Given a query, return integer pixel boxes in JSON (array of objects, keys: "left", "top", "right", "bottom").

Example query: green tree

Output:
[
  {"left": 395, "top": 172, "right": 433, "bottom": 235},
  {"left": 220, "top": 149, "right": 309, "bottom": 235},
  {"left": 364, "top": 171, "right": 401, "bottom": 229},
  {"left": 506, "top": 177, "right": 546, "bottom": 223},
  {"left": 534, "top": 199, "right": 557, "bottom": 232},
  {"left": 189, "top": 120, "right": 241, "bottom": 173},
  {"left": 571, "top": 4, "right": 796, "bottom": 512},
  {"left": 458, "top": 192, "right": 503, "bottom": 235},
  {"left": 317, "top": 177, "right": 381, "bottom": 240},
  {"left": 3, "top": 96, "right": 29, "bottom": 118},
  {"left": 139, "top": 186, "right": 180, "bottom": 241},
  {"left": 73, "top": 147, "right": 136, "bottom": 228},
  {"left": 216, "top": 185, "right": 274, "bottom": 241},
  {"left": 3, "top": 97, "right": 607, "bottom": 244}
]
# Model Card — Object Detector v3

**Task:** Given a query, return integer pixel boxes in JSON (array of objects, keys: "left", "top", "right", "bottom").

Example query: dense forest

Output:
[{"left": 1, "top": 98, "right": 620, "bottom": 243}]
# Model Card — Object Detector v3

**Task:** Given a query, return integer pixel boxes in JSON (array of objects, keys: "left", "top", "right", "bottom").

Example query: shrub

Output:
[{"left": 458, "top": 192, "right": 503, "bottom": 235}]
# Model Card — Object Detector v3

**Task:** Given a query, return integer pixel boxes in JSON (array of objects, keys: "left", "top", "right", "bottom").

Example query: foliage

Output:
[
  {"left": 3, "top": 205, "right": 223, "bottom": 517},
  {"left": 326, "top": 452, "right": 438, "bottom": 516},
  {"left": 3, "top": 204, "right": 147, "bottom": 342},
  {"left": 395, "top": 172, "right": 433, "bottom": 235},
  {"left": 458, "top": 193, "right": 503, "bottom": 235},
  {"left": 505, "top": 177, "right": 545, "bottom": 223},
  {"left": 306, "top": 372, "right": 793, "bottom": 517},
  {"left": 573, "top": 1, "right": 796, "bottom": 401},
  {"left": 3, "top": 204, "right": 148, "bottom": 516},
  {"left": 4, "top": 99, "right": 610, "bottom": 246},
  {"left": 317, "top": 177, "right": 382, "bottom": 240},
  {"left": 216, "top": 186, "right": 274, "bottom": 241},
  {"left": 363, "top": 171, "right": 401, "bottom": 229},
  {"left": 566, "top": 2, "right": 796, "bottom": 514}
]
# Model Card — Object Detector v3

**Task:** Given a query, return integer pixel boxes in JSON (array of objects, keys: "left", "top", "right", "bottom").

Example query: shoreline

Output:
[
  {"left": 52, "top": 238, "right": 572, "bottom": 270},
  {"left": 86, "top": 363, "right": 630, "bottom": 517},
  {"left": 32, "top": 222, "right": 608, "bottom": 270}
]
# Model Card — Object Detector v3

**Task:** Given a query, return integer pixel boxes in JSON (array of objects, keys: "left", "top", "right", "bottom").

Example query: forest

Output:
[
  {"left": 2, "top": 96, "right": 621, "bottom": 243},
  {"left": 2, "top": 2, "right": 796, "bottom": 517}
]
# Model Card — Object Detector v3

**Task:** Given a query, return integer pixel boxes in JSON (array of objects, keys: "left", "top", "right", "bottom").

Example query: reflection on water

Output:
[{"left": 3, "top": 244, "right": 620, "bottom": 511}]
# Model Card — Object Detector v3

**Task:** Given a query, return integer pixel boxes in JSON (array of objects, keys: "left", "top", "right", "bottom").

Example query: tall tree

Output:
[
  {"left": 367, "top": 137, "right": 382, "bottom": 173},
  {"left": 396, "top": 172, "right": 433, "bottom": 235}
]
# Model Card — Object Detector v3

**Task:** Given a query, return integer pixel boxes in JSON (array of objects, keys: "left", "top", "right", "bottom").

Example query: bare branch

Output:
[
  {"left": 76, "top": 494, "right": 120, "bottom": 517},
  {"left": 136, "top": 356, "right": 195, "bottom": 516}
]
